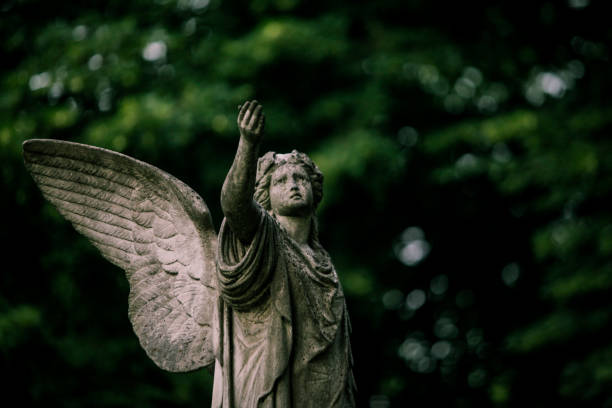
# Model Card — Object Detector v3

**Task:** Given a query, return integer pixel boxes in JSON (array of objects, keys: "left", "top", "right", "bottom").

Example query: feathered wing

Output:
[{"left": 23, "top": 139, "right": 217, "bottom": 372}]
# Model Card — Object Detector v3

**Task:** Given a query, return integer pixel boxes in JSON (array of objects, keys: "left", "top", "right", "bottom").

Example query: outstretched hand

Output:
[{"left": 237, "top": 100, "right": 265, "bottom": 144}]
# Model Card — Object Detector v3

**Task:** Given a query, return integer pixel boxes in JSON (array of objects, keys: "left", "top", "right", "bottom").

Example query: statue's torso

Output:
[{"left": 215, "top": 212, "right": 355, "bottom": 407}]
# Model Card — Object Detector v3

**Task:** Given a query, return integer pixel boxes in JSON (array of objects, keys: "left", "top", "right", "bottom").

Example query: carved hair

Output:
[{"left": 254, "top": 150, "right": 324, "bottom": 212}]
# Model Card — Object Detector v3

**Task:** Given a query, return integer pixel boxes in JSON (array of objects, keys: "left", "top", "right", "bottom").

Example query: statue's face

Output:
[{"left": 269, "top": 163, "right": 313, "bottom": 217}]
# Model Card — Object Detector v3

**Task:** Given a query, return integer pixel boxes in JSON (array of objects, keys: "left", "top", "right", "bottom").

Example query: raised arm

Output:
[{"left": 220, "top": 100, "right": 265, "bottom": 244}]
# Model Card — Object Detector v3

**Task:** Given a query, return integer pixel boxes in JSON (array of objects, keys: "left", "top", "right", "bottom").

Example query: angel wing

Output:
[{"left": 23, "top": 139, "right": 218, "bottom": 372}]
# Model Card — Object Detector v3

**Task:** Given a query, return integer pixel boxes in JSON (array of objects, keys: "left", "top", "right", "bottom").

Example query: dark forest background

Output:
[{"left": 1, "top": 0, "right": 611, "bottom": 406}]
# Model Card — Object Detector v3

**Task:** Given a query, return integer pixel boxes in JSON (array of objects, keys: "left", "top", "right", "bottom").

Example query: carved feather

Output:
[{"left": 23, "top": 139, "right": 217, "bottom": 372}]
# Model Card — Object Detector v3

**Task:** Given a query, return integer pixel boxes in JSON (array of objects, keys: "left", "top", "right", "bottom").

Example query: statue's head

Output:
[{"left": 255, "top": 150, "right": 323, "bottom": 216}]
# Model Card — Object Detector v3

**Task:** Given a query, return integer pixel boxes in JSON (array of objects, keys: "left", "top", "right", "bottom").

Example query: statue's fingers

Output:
[
  {"left": 254, "top": 114, "right": 265, "bottom": 134},
  {"left": 248, "top": 105, "right": 263, "bottom": 128},
  {"left": 237, "top": 103, "right": 248, "bottom": 124},
  {"left": 241, "top": 100, "right": 256, "bottom": 127}
]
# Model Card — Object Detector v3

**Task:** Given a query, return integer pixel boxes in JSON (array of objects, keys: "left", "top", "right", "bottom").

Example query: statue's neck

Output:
[{"left": 275, "top": 213, "right": 311, "bottom": 246}]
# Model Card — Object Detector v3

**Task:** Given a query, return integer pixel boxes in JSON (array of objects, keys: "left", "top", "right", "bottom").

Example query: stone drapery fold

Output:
[
  {"left": 216, "top": 212, "right": 277, "bottom": 311},
  {"left": 214, "top": 208, "right": 355, "bottom": 407}
]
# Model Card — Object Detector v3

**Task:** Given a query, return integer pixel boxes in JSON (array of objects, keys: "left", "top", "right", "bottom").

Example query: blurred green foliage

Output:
[{"left": 1, "top": 0, "right": 611, "bottom": 406}]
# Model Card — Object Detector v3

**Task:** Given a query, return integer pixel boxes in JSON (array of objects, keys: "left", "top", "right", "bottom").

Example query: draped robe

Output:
[{"left": 212, "top": 207, "right": 356, "bottom": 407}]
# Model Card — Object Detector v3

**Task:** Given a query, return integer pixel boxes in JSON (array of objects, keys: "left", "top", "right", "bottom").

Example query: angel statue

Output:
[{"left": 23, "top": 100, "right": 356, "bottom": 407}]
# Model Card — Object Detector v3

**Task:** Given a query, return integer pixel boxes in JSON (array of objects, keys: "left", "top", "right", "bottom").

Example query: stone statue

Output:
[{"left": 23, "top": 100, "right": 356, "bottom": 407}]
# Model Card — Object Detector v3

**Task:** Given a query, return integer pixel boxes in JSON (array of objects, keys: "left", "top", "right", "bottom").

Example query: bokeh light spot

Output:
[
  {"left": 88, "top": 54, "right": 103, "bottom": 71},
  {"left": 466, "top": 328, "right": 483, "bottom": 348},
  {"left": 29, "top": 72, "right": 51, "bottom": 91},
  {"left": 568, "top": 0, "right": 589, "bottom": 9},
  {"left": 142, "top": 41, "right": 167, "bottom": 62},
  {"left": 501, "top": 263, "right": 520, "bottom": 286},
  {"left": 49, "top": 82, "right": 64, "bottom": 99},
  {"left": 418, "top": 65, "right": 439, "bottom": 86},
  {"left": 177, "top": 0, "right": 210, "bottom": 11},
  {"left": 454, "top": 77, "right": 476, "bottom": 99},
  {"left": 463, "top": 66, "right": 483, "bottom": 87},
  {"left": 492, "top": 143, "right": 512, "bottom": 163},
  {"left": 477, "top": 95, "right": 498, "bottom": 113},
  {"left": 538, "top": 72, "right": 566, "bottom": 97},
  {"left": 397, "top": 126, "right": 418, "bottom": 147},
  {"left": 398, "top": 338, "right": 426, "bottom": 361},
  {"left": 184, "top": 18, "right": 197, "bottom": 36},
  {"left": 431, "top": 340, "right": 452, "bottom": 359},
  {"left": 262, "top": 22, "right": 284, "bottom": 40},
  {"left": 382, "top": 289, "right": 404, "bottom": 310},
  {"left": 395, "top": 227, "right": 431, "bottom": 266},
  {"left": 72, "top": 25, "right": 87, "bottom": 41},
  {"left": 455, "top": 153, "right": 479, "bottom": 172},
  {"left": 399, "top": 241, "right": 430, "bottom": 266},
  {"left": 405, "top": 289, "right": 426, "bottom": 311},
  {"left": 434, "top": 317, "right": 458, "bottom": 339}
]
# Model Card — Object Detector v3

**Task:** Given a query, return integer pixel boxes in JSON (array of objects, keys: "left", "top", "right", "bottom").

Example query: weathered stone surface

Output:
[
  {"left": 23, "top": 100, "right": 355, "bottom": 407},
  {"left": 23, "top": 138, "right": 218, "bottom": 373}
]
